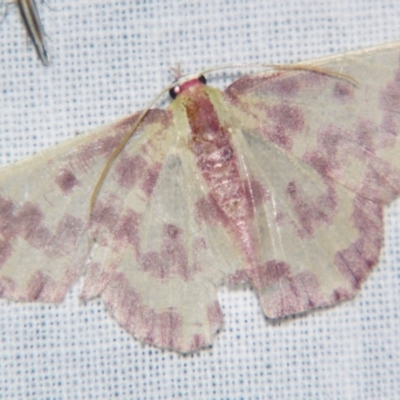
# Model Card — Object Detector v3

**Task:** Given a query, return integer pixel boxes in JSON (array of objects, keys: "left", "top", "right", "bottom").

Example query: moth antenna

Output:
[
  {"left": 273, "top": 64, "right": 358, "bottom": 85},
  {"left": 90, "top": 82, "right": 177, "bottom": 213},
  {"left": 90, "top": 61, "right": 357, "bottom": 213},
  {"left": 199, "top": 63, "right": 358, "bottom": 86}
]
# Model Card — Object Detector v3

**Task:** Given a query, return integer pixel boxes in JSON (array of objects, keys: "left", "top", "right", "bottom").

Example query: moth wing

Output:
[
  {"left": 225, "top": 41, "right": 400, "bottom": 203},
  {"left": 221, "top": 42, "right": 400, "bottom": 317},
  {"left": 82, "top": 110, "right": 242, "bottom": 353},
  {"left": 0, "top": 111, "right": 167, "bottom": 302},
  {"left": 229, "top": 128, "right": 382, "bottom": 318}
]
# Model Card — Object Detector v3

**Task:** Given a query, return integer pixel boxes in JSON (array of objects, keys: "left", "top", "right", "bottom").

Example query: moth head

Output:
[{"left": 169, "top": 74, "right": 207, "bottom": 99}]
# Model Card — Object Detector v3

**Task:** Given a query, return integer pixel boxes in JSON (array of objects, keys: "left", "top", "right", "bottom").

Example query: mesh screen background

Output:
[{"left": 0, "top": 1, "right": 400, "bottom": 399}]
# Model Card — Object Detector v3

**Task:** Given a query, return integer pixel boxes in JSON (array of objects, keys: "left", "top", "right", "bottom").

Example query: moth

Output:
[{"left": 0, "top": 42, "right": 399, "bottom": 352}]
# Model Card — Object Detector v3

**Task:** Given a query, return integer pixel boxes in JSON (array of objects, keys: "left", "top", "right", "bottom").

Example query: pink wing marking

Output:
[
  {"left": 0, "top": 110, "right": 170, "bottom": 303},
  {"left": 55, "top": 168, "right": 81, "bottom": 194},
  {"left": 221, "top": 43, "right": 400, "bottom": 318},
  {"left": 225, "top": 46, "right": 400, "bottom": 203}
]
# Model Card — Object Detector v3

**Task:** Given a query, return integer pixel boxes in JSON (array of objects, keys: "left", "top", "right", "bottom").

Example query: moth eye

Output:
[
  {"left": 199, "top": 75, "right": 207, "bottom": 84},
  {"left": 169, "top": 85, "right": 180, "bottom": 99}
]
